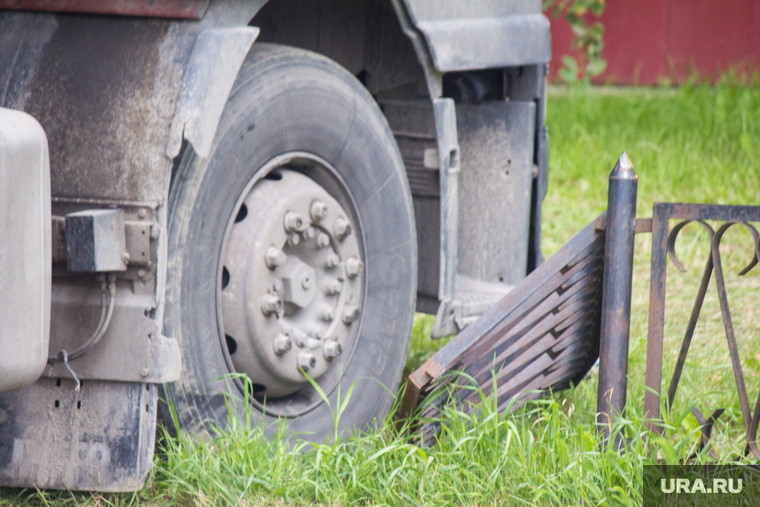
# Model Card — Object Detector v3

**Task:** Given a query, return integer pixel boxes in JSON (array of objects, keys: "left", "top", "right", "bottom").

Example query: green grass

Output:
[{"left": 6, "top": 82, "right": 760, "bottom": 506}]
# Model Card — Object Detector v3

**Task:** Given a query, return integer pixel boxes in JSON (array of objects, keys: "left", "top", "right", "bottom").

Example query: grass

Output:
[{"left": 5, "top": 81, "right": 760, "bottom": 506}]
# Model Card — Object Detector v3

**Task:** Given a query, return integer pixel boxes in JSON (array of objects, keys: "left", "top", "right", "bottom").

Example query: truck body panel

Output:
[{"left": 403, "top": 0, "right": 550, "bottom": 71}]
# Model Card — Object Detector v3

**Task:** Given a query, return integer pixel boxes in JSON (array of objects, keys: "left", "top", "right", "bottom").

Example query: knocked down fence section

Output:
[
  {"left": 401, "top": 210, "right": 605, "bottom": 443},
  {"left": 402, "top": 153, "right": 760, "bottom": 458}
]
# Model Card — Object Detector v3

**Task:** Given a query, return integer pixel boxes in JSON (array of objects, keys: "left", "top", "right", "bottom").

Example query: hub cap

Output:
[{"left": 220, "top": 169, "right": 364, "bottom": 398}]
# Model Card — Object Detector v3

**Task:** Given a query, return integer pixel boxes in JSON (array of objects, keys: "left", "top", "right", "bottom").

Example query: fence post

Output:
[{"left": 597, "top": 152, "right": 638, "bottom": 448}]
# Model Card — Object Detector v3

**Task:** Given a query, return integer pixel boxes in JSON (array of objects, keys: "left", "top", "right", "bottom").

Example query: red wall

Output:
[{"left": 548, "top": 0, "right": 760, "bottom": 84}]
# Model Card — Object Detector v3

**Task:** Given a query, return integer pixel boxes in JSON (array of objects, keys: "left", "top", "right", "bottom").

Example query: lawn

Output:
[{"left": 6, "top": 82, "right": 760, "bottom": 506}]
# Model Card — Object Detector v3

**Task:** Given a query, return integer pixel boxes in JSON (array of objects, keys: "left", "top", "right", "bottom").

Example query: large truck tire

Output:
[{"left": 163, "top": 43, "right": 416, "bottom": 441}]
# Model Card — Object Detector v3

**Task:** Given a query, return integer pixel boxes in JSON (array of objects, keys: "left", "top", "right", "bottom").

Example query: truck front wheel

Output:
[{"left": 163, "top": 43, "right": 416, "bottom": 441}]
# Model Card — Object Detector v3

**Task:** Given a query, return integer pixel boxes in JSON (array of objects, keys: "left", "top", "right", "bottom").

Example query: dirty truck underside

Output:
[{"left": 0, "top": 0, "right": 552, "bottom": 491}]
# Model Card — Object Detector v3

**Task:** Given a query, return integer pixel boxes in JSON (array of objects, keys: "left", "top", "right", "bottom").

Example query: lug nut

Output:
[
  {"left": 302, "top": 226, "right": 316, "bottom": 239},
  {"left": 334, "top": 217, "right": 352, "bottom": 240},
  {"left": 323, "top": 340, "right": 342, "bottom": 360},
  {"left": 297, "top": 351, "right": 317, "bottom": 372},
  {"left": 342, "top": 305, "right": 360, "bottom": 325},
  {"left": 285, "top": 326, "right": 308, "bottom": 347},
  {"left": 325, "top": 252, "right": 340, "bottom": 269},
  {"left": 273, "top": 334, "right": 292, "bottom": 356},
  {"left": 310, "top": 200, "right": 328, "bottom": 222},
  {"left": 345, "top": 257, "right": 364, "bottom": 279},
  {"left": 284, "top": 211, "right": 304, "bottom": 232},
  {"left": 323, "top": 278, "right": 342, "bottom": 296},
  {"left": 319, "top": 306, "right": 334, "bottom": 322},
  {"left": 316, "top": 232, "right": 331, "bottom": 248},
  {"left": 287, "top": 232, "right": 300, "bottom": 246},
  {"left": 265, "top": 247, "right": 287, "bottom": 269},
  {"left": 261, "top": 294, "right": 282, "bottom": 316}
]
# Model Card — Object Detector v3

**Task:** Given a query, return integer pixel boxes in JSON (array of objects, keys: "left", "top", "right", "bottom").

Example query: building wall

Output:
[{"left": 548, "top": 0, "right": 760, "bottom": 84}]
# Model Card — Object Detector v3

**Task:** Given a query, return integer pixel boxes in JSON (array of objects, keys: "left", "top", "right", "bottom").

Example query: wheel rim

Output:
[{"left": 217, "top": 153, "right": 366, "bottom": 417}]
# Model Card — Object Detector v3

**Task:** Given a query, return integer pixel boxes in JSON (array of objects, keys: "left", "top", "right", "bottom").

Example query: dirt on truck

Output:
[{"left": 0, "top": 0, "right": 554, "bottom": 491}]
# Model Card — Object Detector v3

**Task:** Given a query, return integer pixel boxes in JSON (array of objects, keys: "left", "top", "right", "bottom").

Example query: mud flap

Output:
[{"left": 0, "top": 379, "right": 157, "bottom": 492}]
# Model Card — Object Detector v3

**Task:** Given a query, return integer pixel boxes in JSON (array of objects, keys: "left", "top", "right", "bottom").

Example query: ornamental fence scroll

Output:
[
  {"left": 589, "top": 154, "right": 760, "bottom": 459},
  {"left": 641, "top": 203, "right": 760, "bottom": 460}
]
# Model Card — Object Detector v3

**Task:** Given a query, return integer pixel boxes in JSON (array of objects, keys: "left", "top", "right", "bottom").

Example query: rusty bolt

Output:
[
  {"left": 138, "top": 208, "right": 147, "bottom": 219},
  {"left": 345, "top": 257, "right": 364, "bottom": 279},
  {"left": 310, "top": 200, "right": 328, "bottom": 222},
  {"left": 297, "top": 351, "right": 317, "bottom": 372},
  {"left": 287, "top": 232, "right": 300, "bottom": 246},
  {"left": 261, "top": 294, "right": 282, "bottom": 316},
  {"left": 323, "top": 340, "right": 342, "bottom": 360},
  {"left": 302, "top": 226, "right": 316, "bottom": 239},
  {"left": 284, "top": 211, "right": 304, "bottom": 232},
  {"left": 316, "top": 232, "right": 331, "bottom": 249},
  {"left": 265, "top": 247, "right": 287, "bottom": 269},
  {"left": 342, "top": 305, "right": 360, "bottom": 325},
  {"left": 325, "top": 253, "right": 340, "bottom": 269},
  {"left": 140, "top": 367, "right": 150, "bottom": 378},
  {"left": 273, "top": 334, "right": 292, "bottom": 356},
  {"left": 137, "top": 268, "right": 148, "bottom": 279},
  {"left": 333, "top": 217, "right": 352, "bottom": 240},
  {"left": 122, "top": 251, "right": 131, "bottom": 264},
  {"left": 323, "top": 278, "right": 342, "bottom": 295}
]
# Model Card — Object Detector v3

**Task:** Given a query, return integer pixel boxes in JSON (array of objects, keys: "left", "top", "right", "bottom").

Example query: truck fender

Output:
[{"left": 167, "top": 27, "right": 259, "bottom": 160}]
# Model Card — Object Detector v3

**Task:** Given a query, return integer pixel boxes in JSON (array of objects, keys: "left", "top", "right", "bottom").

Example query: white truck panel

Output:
[{"left": 0, "top": 108, "right": 51, "bottom": 393}]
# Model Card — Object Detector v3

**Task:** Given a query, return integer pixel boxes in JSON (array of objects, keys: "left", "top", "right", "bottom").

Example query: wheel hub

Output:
[{"left": 221, "top": 170, "right": 364, "bottom": 398}]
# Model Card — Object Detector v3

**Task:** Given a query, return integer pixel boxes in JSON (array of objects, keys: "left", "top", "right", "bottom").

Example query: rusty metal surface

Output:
[
  {"left": 643, "top": 202, "right": 760, "bottom": 459},
  {"left": 400, "top": 212, "right": 606, "bottom": 440},
  {"left": 597, "top": 153, "right": 637, "bottom": 444},
  {"left": 0, "top": 0, "right": 210, "bottom": 19}
]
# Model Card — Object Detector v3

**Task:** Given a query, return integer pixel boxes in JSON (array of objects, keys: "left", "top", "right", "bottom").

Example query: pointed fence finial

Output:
[{"left": 610, "top": 151, "right": 636, "bottom": 180}]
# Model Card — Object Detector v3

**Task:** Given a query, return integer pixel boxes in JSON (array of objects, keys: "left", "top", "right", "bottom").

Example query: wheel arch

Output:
[{"left": 250, "top": 0, "right": 436, "bottom": 100}]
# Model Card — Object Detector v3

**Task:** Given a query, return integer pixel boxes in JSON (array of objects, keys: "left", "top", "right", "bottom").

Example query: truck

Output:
[{"left": 0, "top": 0, "right": 551, "bottom": 492}]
